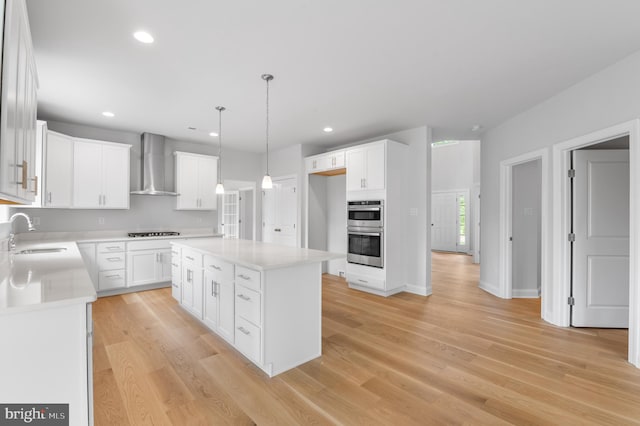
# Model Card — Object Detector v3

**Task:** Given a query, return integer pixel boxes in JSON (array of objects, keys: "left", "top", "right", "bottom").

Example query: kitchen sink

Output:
[{"left": 16, "top": 247, "right": 67, "bottom": 254}]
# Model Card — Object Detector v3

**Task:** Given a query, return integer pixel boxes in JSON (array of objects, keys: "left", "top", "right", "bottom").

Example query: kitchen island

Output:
[{"left": 171, "top": 238, "right": 343, "bottom": 377}]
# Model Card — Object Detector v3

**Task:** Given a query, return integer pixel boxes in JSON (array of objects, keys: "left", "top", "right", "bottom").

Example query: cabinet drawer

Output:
[
  {"left": 235, "top": 316, "right": 261, "bottom": 362},
  {"left": 204, "top": 255, "right": 233, "bottom": 281},
  {"left": 235, "top": 285, "right": 261, "bottom": 326},
  {"left": 97, "top": 241, "right": 125, "bottom": 253},
  {"left": 182, "top": 248, "right": 203, "bottom": 267},
  {"left": 235, "top": 266, "right": 261, "bottom": 292},
  {"left": 97, "top": 251, "right": 126, "bottom": 271},
  {"left": 99, "top": 270, "right": 126, "bottom": 290},
  {"left": 346, "top": 272, "right": 385, "bottom": 290}
]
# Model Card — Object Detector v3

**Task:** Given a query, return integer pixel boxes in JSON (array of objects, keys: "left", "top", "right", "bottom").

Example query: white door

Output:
[
  {"left": 73, "top": 141, "right": 102, "bottom": 208},
  {"left": 198, "top": 156, "right": 217, "bottom": 210},
  {"left": 218, "top": 281, "right": 235, "bottom": 342},
  {"left": 239, "top": 189, "right": 254, "bottom": 240},
  {"left": 262, "top": 177, "right": 297, "bottom": 247},
  {"left": 222, "top": 191, "right": 239, "bottom": 239},
  {"left": 572, "top": 149, "right": 629, "bottom": 327},
  {"left": 203, "top": 270, "right": 218, "bottom": 330},
  {"left": 127, "top": 250, "right": 158, "bottom": 287},
  {"left": 365, "top": 143, "right": 385, "bottom": 190},
  {"left": 431, "top": 192, "right": 458, "bottom": 252},
  {"left": 176, "top": 154, "right": 199, "bottom": 209},
  {"left": 345, "top": 148, "right": 366, "bottom": 191}
]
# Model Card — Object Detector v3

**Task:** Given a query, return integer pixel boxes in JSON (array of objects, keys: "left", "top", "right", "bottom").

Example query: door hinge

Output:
[
  {"left": 568, "top": 169, "right": 575, "bottom": 178},
  {"left": 568, "top": 233, "right": 575, "bottom": 242},
  {"left": 568, "top": 296, "right": 575, "bottom": 306}
]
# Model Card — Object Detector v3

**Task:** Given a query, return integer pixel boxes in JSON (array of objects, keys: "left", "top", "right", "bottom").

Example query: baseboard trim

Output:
[
  {"left": 479, "top": 280, "right": 501, "bottom": 298},
  {"left": 404, "top": 284, "right": 431, "bottom": 296},
  {"left": 512, "top": 288, "right": 541, "bottom": 298}
]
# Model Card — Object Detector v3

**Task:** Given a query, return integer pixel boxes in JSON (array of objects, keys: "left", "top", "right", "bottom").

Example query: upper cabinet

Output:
[
  {"left": 73, "top": 139, "right": 130, "bottom": 209},
  {"left": 175, "top": 151, "right": 218, "bottom": 210},
  {"left": 346, "top": 141, "right": 385, "bottom": 192},
  {"left": 43, "top": 130, "right": 74, "bottom": 208},
  {"left": 0, "top": 0, "right": 39, "bottom": 204},
  {"left": 305, "top": 150, "right": 345, "bottom": 175}
]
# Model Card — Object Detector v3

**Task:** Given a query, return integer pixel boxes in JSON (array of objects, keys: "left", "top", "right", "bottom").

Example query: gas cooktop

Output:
[{"left": 127, "top": 231, "right": 180, "bottom": 238}]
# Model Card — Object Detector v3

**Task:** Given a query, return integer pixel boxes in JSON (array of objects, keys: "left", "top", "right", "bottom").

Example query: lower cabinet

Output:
[
  {"left": 127, "top": 240, "right": 172, "bottom": 287},
  {"left": 203, "top": 264, "right": 235, "bottom": 343},
  {"left": 96, "top": 242, "right": 126, "bottom": 291},
  {"left": 181, "top": 249, "right": 203, "bottom": 318},
  {"left": 170, "top": 245, "right": 181, "bottom": 301}
]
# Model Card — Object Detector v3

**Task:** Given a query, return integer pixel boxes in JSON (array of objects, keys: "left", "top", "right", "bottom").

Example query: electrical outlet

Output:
[
  {"left": 338, "top": 270, "right": 345, "bottom": 278},
  {"left": 98, "top": 217, "right": 105, "bottom": 225},
  {"left": 32, "top": 217, "right": 40, "bottom": 226}
]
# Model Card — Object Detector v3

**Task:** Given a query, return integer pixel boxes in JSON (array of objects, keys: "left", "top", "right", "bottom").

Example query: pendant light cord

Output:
[
  {"left": 265, "top": 77, "right": 270, "bottom": 175},
  {"left": 218, "top": 107, "right": 223, "bottom": 183}
]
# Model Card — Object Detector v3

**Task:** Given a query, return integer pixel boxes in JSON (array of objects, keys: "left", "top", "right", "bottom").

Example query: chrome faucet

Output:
[{"left": 8, "top": 212, "right": 36, "bottom": 251}]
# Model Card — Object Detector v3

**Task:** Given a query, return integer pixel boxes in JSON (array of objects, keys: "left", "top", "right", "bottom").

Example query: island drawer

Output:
[
  {"left": 346, "top": 272, "right": 385, "bottom": 290},
  {"left": 204, "top": 255, "right": 233, "bottom": 281},
  {"left": 99, "top": 270, "right": 126, "bottom": 290},
  {"left": 97, "top": 251, "right": 126, "bottom": 271},
  {"left": 235, "top": 316, "right": 260, "bottom": 362},
  {"left": 182, "top": 248, "right": 203, "bottom": 267},
  {"left": 235, "top": 266, "right": 261, "bottom": 292},
  {"left": 235, "top": 285, "right": 261, "bottom": 326},
  {"left": 97, "top": 241, "right": 126, "bottom": 253}
]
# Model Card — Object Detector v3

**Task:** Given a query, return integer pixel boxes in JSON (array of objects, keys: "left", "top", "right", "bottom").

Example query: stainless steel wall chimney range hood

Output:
[{"left": 130, "top": 133, "right": 178, "bottom": 196}]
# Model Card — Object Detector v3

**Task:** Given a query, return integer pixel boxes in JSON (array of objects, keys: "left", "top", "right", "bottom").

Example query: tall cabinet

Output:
[{"left": 0, "top": 0, "right": 39, "bottom": 204}]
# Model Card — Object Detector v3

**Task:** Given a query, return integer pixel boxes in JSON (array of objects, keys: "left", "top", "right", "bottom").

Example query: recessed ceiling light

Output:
[
  {"left": 323, "top": 127, "right": 333, "bottom": 133},
  {"left": 209, "top": 132, "right": 218, "bottom": 137},
  {"left": 133, "top": 31, "right": 154, "bottom": 44},
  {"left": 102, "top": 111, "right": 115, "bottom": 118}
]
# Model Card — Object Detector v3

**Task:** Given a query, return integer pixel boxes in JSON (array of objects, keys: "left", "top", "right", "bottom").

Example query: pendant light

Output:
[
  {"left": 261, "top": 73, "right": 274, "bottom": 189},
  {"left": 215, "top": 106, "right": 226, "bottom": 194}
]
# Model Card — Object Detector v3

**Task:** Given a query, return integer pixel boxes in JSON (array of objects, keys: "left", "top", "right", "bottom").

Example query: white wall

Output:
[
  {"left": 480, "top": 48, "right": 640, "bottom": 319},
  {"left": 11, "top": 120, "right": 263, "bottom": 233},
  {"left": 326, "top": 174, "right": 346, "bottom": 275},
  {"left": 431, "top": 140, "right": 480, "bottom": 191}
]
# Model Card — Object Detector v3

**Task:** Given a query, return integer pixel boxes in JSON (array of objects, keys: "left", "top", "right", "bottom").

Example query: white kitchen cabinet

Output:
[
  {"left": 346, "top": 142, "right": 385, "bottom": 192},
  {"left": 170, "top": 245, "right": 181, "bottom": 301},
  {"left": 43, "top": 130, "right": 74, "bottom": 207},
  {"left": 95, "top": 242, "right": 126, "bottom": 291},
  {"left": 305, "top": 150, "right": 346, "bottom": 174},
  {"left": 181, "top": 248, "right": 203, "bottom": 318},
  {"left": 0, "top": 0, "right": 38, "bottom": 204},
  {"left": 126, "top": 239, "right": 172, "bottom": 287},
  {"left": 175, "top": 151, "right": 218, "bottom": 210},
  {"left": 203, "top": 257, "right": 235, "bottom": 343},
  {"left": 73, "top": 139, "right": 130, "bottom": 209}
]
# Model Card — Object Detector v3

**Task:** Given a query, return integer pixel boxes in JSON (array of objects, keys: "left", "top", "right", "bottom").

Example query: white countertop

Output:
[
  {"left": 0, "top": 240, "right": 96, "bottom": 315},
  {"left": 173, "top": 238, "right": 345, "bottom": 271},
  {"left": 17, "top": 228, "right": 222, "bottom": 243}
]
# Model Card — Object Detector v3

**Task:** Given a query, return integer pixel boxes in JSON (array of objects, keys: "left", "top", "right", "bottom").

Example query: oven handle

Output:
[
  {"left": 349, "top": 231, "right": 383, "bottom": 236},
  {"left": 348, "top": 207, "right": 381, "bottom": 211}
]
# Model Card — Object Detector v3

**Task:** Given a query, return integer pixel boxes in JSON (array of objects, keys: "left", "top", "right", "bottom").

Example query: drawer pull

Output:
[
  {"left": 106, "top": 246, "right": 120, "bottom": 250},
  {"left": 237, "top": 326, "right": 251, "bottom": 335},
  {"left": 210, "top": 264, "right": 222, "bottom": 271},
  {"left": 107, "top": 257, "right": 121, "bottom": 261},
  {"left": 237, "top": 294, "right": 251, "bottom": 301},
  {"left": 171, "top": 263, "right": 178, "bottom": 267},
  {"left": 237, "top": 274, "right": 251, "bottom": 281},
  {"left": 186, "top": 256, "right": 195, "bottom": 261},
  {"left": 172, "top": 283, "right": 178, "bottom": 288},
  {"left": 358, "top": 279, "right": 368, "bottom": 283},
  {"left": 105, "top": 274, "right": 120, "bottom": 279}
]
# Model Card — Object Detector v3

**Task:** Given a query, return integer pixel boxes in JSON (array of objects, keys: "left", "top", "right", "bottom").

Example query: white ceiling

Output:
[{"left": 25, "top": 0, "right": 640, "bottom": 152}]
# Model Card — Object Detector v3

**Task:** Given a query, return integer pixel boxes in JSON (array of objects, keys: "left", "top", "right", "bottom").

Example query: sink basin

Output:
[{"left": 16, "top": 247, "right": 67, "bottom": 254}]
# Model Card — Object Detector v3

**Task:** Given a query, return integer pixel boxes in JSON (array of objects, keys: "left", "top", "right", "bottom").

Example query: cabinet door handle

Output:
[
  {"left": 30, "top": 175, "right": 38, "bottom": 195},
  {"left": 237, "top": 326, "right": 250, "bottom": 335},
  {"left": 237, "top": 294, "right": 251, "bottom": 301},
  {"left": 210, "top": 265, "right": 222, "bottom": 271},
  {"left": 171, "top": 263, "right": 178, "bottom": 267},
  {"left": 21, "top": 161, "right": 27, "bottom": 189},
  {"left": 47, "top": 192, "right": 52, "bottom": 203},
  {"left": 103, "top": 194, "right": 107, "bottom": 205},
  {"left": 172, "top": 283, "right": 178, "bottom": 288},
  {"left": 186, "top": 256, "right": 195, "bottom": 261},
  {"left": 237, "top": 274, "right": 250, "bottom": 281}
]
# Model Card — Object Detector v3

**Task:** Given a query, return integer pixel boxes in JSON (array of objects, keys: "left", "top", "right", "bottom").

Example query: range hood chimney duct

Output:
[{"left": 130, "top": 132, "right": 178, "bottom": 196}]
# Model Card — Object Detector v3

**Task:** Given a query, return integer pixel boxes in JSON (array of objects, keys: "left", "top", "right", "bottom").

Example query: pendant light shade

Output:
[
  {"left": 215, "top": 106, "right": 225, "bottom": 194},
  {"left": 262, "top": 73, "right": 274, "bottom": 189}
]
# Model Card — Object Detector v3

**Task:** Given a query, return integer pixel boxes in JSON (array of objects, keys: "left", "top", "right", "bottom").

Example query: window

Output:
[
  {"left": 458, "top": 195, "right": 466, "bottom": 246},
  {"left": 431, "top": 140, "right": 460, "bottom": 148}
]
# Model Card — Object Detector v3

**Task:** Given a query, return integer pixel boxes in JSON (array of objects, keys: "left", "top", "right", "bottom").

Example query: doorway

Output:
[
  {"left": 218, "top": 180, "right": 256, "bottom": 241},
  {"left": 431, "top": 189, "right": 469, "bottom": 253},
  {"left": 511, "top": 159, "right": 542, "bottom": 298},
  {"left": 262, "top": 175, "right": 298, "bottom": 247},
  {"left": 570, "top": 141, "right": 629, "bottom": 327}
]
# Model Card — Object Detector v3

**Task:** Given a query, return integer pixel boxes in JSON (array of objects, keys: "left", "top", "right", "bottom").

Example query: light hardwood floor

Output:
[{"left": 93, "top": 252, "right": 640, "bottom": 425}]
